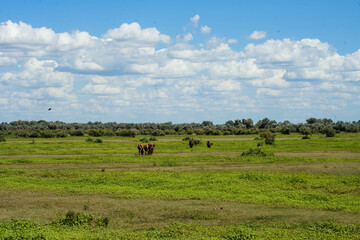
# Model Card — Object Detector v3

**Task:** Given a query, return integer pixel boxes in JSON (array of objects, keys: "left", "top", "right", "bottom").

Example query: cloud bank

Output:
[{"left": 0, "top": 20, "right": 359, "bottom": 123}]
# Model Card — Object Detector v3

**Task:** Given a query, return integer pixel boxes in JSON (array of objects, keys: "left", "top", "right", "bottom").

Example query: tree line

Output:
[{"left": 0, "top": 118, "right": 359, "bottom": 138}]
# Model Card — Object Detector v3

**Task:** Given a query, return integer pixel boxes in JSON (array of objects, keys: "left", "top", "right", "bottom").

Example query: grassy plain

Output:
[{"left": 0, "top": 133, "right": 360, "bottom": 239}]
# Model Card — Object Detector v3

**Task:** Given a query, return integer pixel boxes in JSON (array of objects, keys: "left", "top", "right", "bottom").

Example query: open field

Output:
[{"left": 1, "top": 133, "right": 360, "bottom": 239}]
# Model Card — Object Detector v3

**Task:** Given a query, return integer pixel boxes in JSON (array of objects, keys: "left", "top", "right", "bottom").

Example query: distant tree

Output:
[
  {"left": 259, "top": 131, "right": 276, "bottom": 145},
  {"left": 324, "top": 127, "right": 336, "bottom": 137},
  {"left": 299, "top": 127, "right": 312, "bottom": 136},
  {"left": 306, "top": 118, "right": 318, "bottom": 124},
  {"left": 242, "top": 119, "right": 254, "bottom": 128},
  {"left": 281, "top": 127, "right": 291, "bottom": 135},
  {"left": 201, "top": 121, "right": 214, "bottom": 127}
]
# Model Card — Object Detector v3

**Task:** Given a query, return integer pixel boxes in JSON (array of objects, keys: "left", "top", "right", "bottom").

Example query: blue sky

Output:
[{"left": 0, "top": 0, "right": 359, "bottom": 123}]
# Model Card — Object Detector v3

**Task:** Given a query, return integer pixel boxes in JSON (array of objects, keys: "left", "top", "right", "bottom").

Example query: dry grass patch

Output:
[
  {"left": 1, "top": 190, "right": 359, "bottom": 231},
  {"left": 2, "top": 161, "right": 360, "bottom": 176}
]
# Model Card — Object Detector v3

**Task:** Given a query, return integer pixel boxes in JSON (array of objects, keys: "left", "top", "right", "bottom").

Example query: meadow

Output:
[{"left": 0, "top": 133, "right": 360, "bottom": 239}]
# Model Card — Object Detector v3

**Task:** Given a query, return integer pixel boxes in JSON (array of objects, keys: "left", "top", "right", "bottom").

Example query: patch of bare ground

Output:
[
  {"left": 0, "top": 190, "right": 359, "bottom": 229},
  {"left": 1, "top": 162, "right": 359, "bottom": 176},
  {"left": 275, "top": 151, "right": 360, "bottom": 159}
]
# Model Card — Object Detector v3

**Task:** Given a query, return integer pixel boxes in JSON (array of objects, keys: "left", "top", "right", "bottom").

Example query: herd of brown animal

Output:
[
  {"left": 137, "top": 143, "right": 155, "bottom": 155},
  {"left": 138, "top": 140, "right": 213, "bottom": 155}
]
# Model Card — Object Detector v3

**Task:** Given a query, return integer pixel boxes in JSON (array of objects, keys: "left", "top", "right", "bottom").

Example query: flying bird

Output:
[{"left": 48, "top": 108, "right": 52, "bottom": 111}]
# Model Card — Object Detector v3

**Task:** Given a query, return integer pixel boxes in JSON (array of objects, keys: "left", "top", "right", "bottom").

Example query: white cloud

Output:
[
  {"left": 0, "top": 98, "right": 8, "bottom": 105},
  {"left": 81, "top": 84, "right": 122, "bottom": 95},
  {"left": 201, "top": 25, "right": 211, "bottom": 34},
  {"left": 0, "top": 20, "right": 360, "bottom": 122},
  {"left": 249, "top": 30, "right": 267, "bottom": 40},
  {"left": 256, "top": 88, "right": 282, "bottom": 97},
  {"left": 190, "top": 14, "right": 200, "bottom": 27},
  {"left": 183, "top": 33, "right": 193, "bottom": 42},
  {"left": 0, "top": 56, "right": 17, "bottom": 66},
  {"left": 103, "top": 22, "right": 170, "bottom": 45},
  {"left": 228, "top": 39, "right": 238, "bottom": 44},
  {"left": 212, "top": 80, "right": 241, "bottom": 91}
]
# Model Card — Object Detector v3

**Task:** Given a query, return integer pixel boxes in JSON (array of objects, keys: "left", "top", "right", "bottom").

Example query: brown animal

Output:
[
  {"left": 138, "top": 144, "right": 144, "bottom": 155},
  {"left": 207, "top": 141, "right": 213, "bottom": 148},
  {"left": 148, "top": 143, "right": 155, "bottom": 155},
  {"left": 143, "top": 144, "right": 149, "bottom": 155},
  {"left": 189, "top": 140, "right": 194, "bottom": 148}
]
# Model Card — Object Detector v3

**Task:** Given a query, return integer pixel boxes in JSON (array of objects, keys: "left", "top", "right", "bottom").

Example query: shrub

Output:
[
  {"left": 51, "top": 210, "right": 109, "bottom": 228},
  {"left": 151, "top": 129, "right": 165, "bottom": 136},
  {"left": 139, "top": 137, "right": 149, "bottom": 143},
  {"left": 259, "top": 131, "right": 276, "bottom": 145},
  {"left": 41, "top": 130, "right": 56, "bottom": 138},
  {"left": 14, "top": 129, "right": 29, "bottom": 137},
  {"left": 56, "top": 130, "right": 67, "bottom": 138},
  {"left": 115, "top": 129, "right": 137, "bottom": 137},
  {"left": 299, "top": 126, "right": 312, "bottom": 135},
  {"left": 69, "top": 129, "right": 84, "bottom": 136},
  {"left": 0, "top": 132, "right": 5, "bottom": 142},
  {"left": 302, "top": 135, "right": 311, "bottom": 139},
  {"left": 149, "top": 136, "right": 158, "bottom": 141},
  {"left": 94, "top": 138, "right": 103, "bottom": 143},
  {"left": 88, "top": 129, "right": 104, "bottom": 137},
  {"left": 241, "top": 147, "right": 273, "bottom": 156},
  {"left": 182, "top": 136, "right": 191, "bottom": 141},
  {"left": 324, "top": 127, "right": 336, "bottom": 137},
  {"left": 281, "top": 127, "right": 291, "bottom": 135},
  {"left": 28, "top": 131, "right": 40, "bottom": 138},
  {"left": 85, "top": 138, "right": 94, "bottom": 142}
]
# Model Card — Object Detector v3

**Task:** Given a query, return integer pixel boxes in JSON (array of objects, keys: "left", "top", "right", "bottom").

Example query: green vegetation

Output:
[
  {"left": 1, "top": 117, "right": 359, "bottom": 139},
  {"left": 0, "top": 133, "right": 360, "bottom": 239}
]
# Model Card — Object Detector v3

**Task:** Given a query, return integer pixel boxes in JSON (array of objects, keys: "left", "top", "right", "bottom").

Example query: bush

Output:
[
  {"left": 88, "top": 129, "right": 104, "bottom": 137},
  {"left": 149, "top": 136, "right": 158, "bottom": 141},
  {"left": 41, "top": 130, "right": 56, "bottom": 138},
  {"left": 51, "top": 210, "right": 109, "bottom": 228},
  {"left": 139, "top": 137, "right": 149, "bottom": 143},
  {"left": 299, "top": 126, "right": 312, "bottom": 136},
  {"left": 259, "top": 131, "right": 276, "bottom": 145},
  {"left": 28, "top": 131, "right": 40, "bottom": 138},
  {"left": 182, "top": 136, "right": 191, "bottom": 141},
  {"left": 241, "top": 147, "right": 273, "bottom": 156},
  {"left": 324, "top": 127, "right": 336, "bottom": 137},
  {"left": 56, "top": 130, "right": 67, "bottom": 138},
  {"left": 0, "top": 132, "right": 5, "bottom": 142},
  {"left": 115, "top": 129, "right": 137, "bottom": 137},
  {"left": 85, "top": 138, "right": 94, "bottom": 142},
  {"left": 69, "top": 129, "right": 84, "bottom": 136},
  {"left": 94, "top": 138, "right": 103, "bottom": 143},
  {"left": 14, "top": 129, "right": 29, "bottom": 137},
  {"left": 150, "top": 129, "right": 165, "bottom": 136},
  {"left": 281, "top": 127, "right": 291, "bottom": 135},
  {"left": 302, "top": 135, "right": 311, "bottom": 139}
]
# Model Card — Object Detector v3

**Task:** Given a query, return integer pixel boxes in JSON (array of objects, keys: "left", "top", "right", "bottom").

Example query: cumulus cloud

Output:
[
  {"left": 190, "top": 14, "right": 200, "bottom": 27},
  {"left": 249, "top": 30, "right": 267, "bottom": 40},
  {"left": 201, "top": 25, "right": 211, "bottom": 34},
  {"left": 81, "top": 84, "right": 122, "bottom": 95},
  {"left": 183, "top": 33, "right": 193, "bottom": 42},
  {"left": 0, "top": 19, "right": 360, "bottom": 122},
  {"left": 103, "top": 22, "right": 170, "bottom": 45},
  {"left": 228, "top": 39, "right": 238, "bottom": 44}
]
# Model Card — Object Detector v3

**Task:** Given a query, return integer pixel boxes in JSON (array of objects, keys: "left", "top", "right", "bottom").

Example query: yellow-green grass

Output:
[{"left": 1, "top": 134, "right": 360, "bottom": 239}]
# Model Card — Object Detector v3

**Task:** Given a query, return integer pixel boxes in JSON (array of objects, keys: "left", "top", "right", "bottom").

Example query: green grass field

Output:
[{"left": 0, "top": 134, "right": 360, "bottom": 239}]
